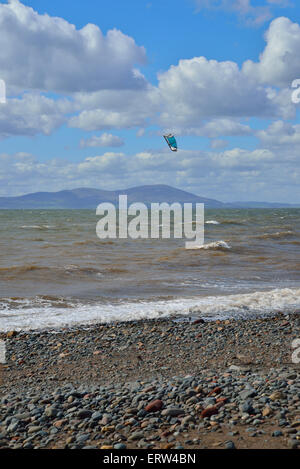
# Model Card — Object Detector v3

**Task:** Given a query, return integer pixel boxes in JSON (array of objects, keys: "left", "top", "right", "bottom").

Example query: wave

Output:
[
  {"left": 20, "top": 225, "right": 55, "bottom": 230},
  {"left": 0, "top": 263, "right": 130, "bottom": 280},
  {"left": 189, "top": 288, "right": 300, "bottom": 319},
  {"left": 186, "top": 240, "right": 231, "bottom": 251},
  {"left": 0, "top": 264, "right": 104, "bottom": 278},
  {"left": 219, "top": 220, "right": 245, "bottom": 225},
  {"left": 1, "top": 287, "right": 299, "bottom": 332},
  {"left": 205, "top": 220, "right": 220, "bottom": 225},
  {"left": 256, "top": 231, "right": 295, "bottom": 240}
]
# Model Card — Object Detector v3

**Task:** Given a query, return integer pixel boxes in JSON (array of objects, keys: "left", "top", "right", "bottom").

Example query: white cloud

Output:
[
  {"left": 68, "top": 17, "right": 299, "bottom": 137},
  {"left": 69, "top": 86, "right": 160, "bottom": 130},
  {"left": 189, "top": 119, "right": 252, "bottom": 138},
  {"left": 70, "top": 108, "right": 142, "bottom": 131},
  {"left": 0, "top": 93, "right": 71, "bottom": 138},
  {"left": 0, "top": 4, "right": 298, "bottom": 141},
  {"left": 0, "top": 0, "right": 146, "bottom": 94},
  {"left": 157, "top": 56, "right": 294, "bottom": 134},
  {"left": 211, "top": 147, "right": 275, "bottom": 168},
  {"left": 77, "top": 152, "right": 127, "bottom": 175},
  {"left": 155, "top": 17, "right": 300, "bottom": 135},
  {"left": 257, "top": 120, "right": 300, "bottom": 151},
  {"left": 80, "top": 133, "right": 124, "bottom": 148},
  {"left": 243, "top": 17, "right": 300, "bottom": 87}
]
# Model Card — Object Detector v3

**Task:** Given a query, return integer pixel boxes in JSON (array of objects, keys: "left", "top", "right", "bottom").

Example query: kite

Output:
[{"left": 163, "top": 134, "right": 178, "bottom": 152}]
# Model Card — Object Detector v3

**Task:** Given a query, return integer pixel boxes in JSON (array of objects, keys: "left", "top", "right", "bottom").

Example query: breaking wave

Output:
[
  {"left": 0, "top": 287, "right": 299, "bottom": 332},
  {"left": 20, "top": 225, "right": 55, "bottom": 230},
  {"left": 186, "top": 240, "right": 231, "bottom": 251}
]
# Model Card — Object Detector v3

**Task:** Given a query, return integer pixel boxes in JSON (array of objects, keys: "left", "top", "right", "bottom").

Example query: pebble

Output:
[
  {"left": 272, "top": 430, "right": 283, "bottom": 437},
  {"left": 161, "top": 408, "right": 185, "bottom": 417},
  {"left": 225, "top": 441, "right": 236, "bottom": 449},
  {"left": 1, "top": 314, "right": 299, "bottom": 450},
  {"left": 145, "top": 400, "right": 163, "bottom": 413}
]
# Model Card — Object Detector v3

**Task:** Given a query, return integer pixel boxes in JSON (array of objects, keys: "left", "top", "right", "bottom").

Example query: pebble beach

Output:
[
  {"left": 1, "top": 313, "right": 300, "bottom": 450},
  {"left": 1, "top": 0, "right": 300, "bottom": 455}
]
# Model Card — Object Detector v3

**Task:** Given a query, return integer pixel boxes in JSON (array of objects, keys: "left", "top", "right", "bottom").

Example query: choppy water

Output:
[{"left": 0, "top": 208, "right": 300, "bottom": 331}]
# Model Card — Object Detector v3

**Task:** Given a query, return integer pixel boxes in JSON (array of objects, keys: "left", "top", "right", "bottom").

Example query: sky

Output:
[{"left": 0, "top": 0, "right": 299, "bottom": 203}]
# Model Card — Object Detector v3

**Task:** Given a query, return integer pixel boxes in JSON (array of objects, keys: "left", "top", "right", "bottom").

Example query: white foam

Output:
[
  {"left": 0, "top": 287, "right": 299, "bottom": 332},
  {"left": 20, "top": 225, "right": 55, "bottom": 230},
  {"left": 21, "top": 225, "right": 43, "bottom": 229},
  {"left": 205, "top": 220, "right": 220, "bottom": 225},
  {"left": 186, "top": 240, "right": 231, "bottom": 250}
]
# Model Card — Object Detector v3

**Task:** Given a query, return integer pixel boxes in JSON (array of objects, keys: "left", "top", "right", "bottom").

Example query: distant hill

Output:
[
  {"left": 228, "top": 201, "right": 300, "bottom": 208},
  {"left": 0, "top": 185, "right": 298, "bottom": 209},
  {"left": 0, "top": 185, "right": 224, "bottom": 209}
]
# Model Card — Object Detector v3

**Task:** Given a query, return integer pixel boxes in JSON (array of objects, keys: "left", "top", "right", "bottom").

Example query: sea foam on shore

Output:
[{"left": 1, "top": 287, "right": 300, "bottom": 332}]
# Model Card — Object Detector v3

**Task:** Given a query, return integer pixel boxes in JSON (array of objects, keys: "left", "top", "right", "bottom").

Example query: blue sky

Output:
[{"left": 0, "top": 0, "right": 299, "bottom": 202}]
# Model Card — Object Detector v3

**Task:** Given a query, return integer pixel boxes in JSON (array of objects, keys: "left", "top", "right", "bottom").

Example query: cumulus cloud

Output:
[
  {"left": 243, "top": 17, "right": 300, "bottom": 87},
  {"left": 183, "top": 119, "right": 252, "bottom": 138},
  {"left": 257, "top": 120, "right": 300, "bottom": 153},
  {"left": 80, "top": 133, "right": 124, "bottom": 148},
  {"left": 211, "top": 147, "right": 275, "bottom": 168},
  {"left": 77, "top": 152, "right": 127, "bottom": 175},
  {"left": 70, "top": 108, "right": 143, "bottom": 131},
  {"left": 69, "top": 86, "right": 160, "bottom": 131},
  {"left": 157, "top": 56, "right": 294, "bottom": 134},
  {"left": 0, "top": 3, "right": 298, "bottom": 140},
  {"left": 155, "top": 17, "right": 300, "bottom": 135},
  {"left": 0, "top": 93, "right": 71, "bottom": 138},
  {"left": 0, "top": 0, "right": 146, "bottom": 94}
]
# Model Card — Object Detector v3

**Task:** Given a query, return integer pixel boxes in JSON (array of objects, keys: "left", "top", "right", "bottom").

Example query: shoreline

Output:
[
  {"left": 2, "top": 286, "right": 300, "bottom": 333},
  {"left": 1, "top": 313, "right": 300, "bottom": 449}
]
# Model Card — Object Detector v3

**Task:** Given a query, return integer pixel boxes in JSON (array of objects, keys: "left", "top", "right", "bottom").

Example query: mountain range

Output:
[{"left": 0, "top": 185, "right": 298, "bottom": 209}]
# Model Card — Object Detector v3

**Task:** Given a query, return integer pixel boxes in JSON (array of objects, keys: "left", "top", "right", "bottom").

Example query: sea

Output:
[{"left": 0, "top": 208, "right": 300, "bottom": 331}]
